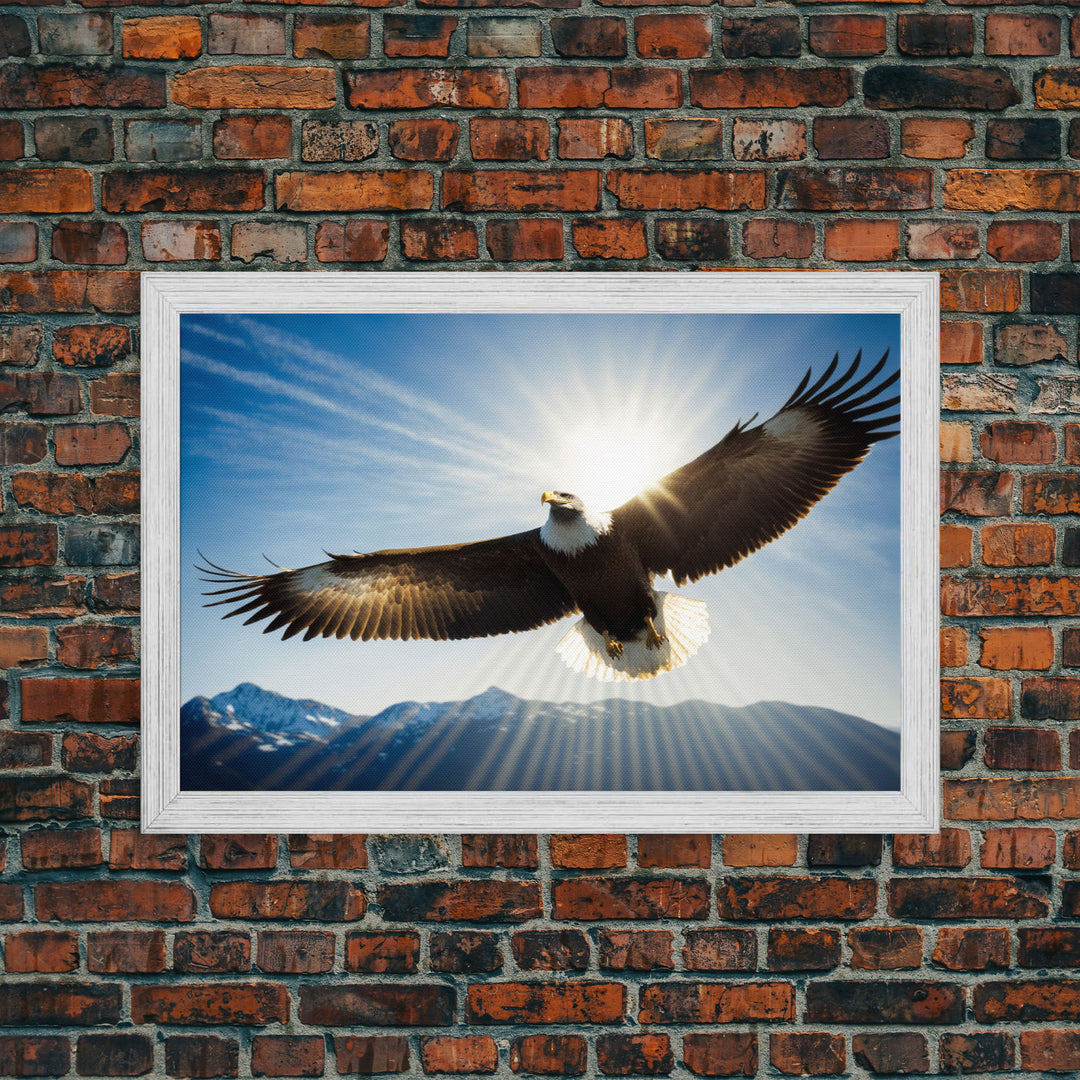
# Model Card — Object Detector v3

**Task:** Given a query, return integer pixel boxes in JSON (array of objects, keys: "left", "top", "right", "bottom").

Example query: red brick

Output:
[
  {"left": 0, "top": 984, "right": 121, "bottom": 1027},
  {"left": 0, "top": 626, "right": 47, "bottom": 668},
  {"left": 988, "top": 220, "right": 1061, "bottom": 263},
  {"left": 333, "top": 1036, "right": 409, "bottom": 1076},
  {"left": 655, "top": 216, "right": 732, "bottom": 259},
  {"left": 468, "top": 983, "right": 625, "bottom": 1025},
  {"left": 289, "top": 833, "right": 368, "bottom": 869},
  {"left": 379, "top": 880, "right": 538, "bottom": 922},
  {"left": 430, "top": 931, "right": 502, "bottom": 973},
  {"left": 777, "top": 167, "right": 932, "bottom": 211},
  {"left": 981, "top": 524, "right": 1056, "bottom": 567},
  {"left": 944, "top": 169, "right": 1080, "bottom": 212},
  {"left": 945, "top": 371, "right": 1017, "bottom": 413},
  {"left": 553, "top": 878, "right": 707, "bottom": 920},
  {"left": 70, "top": 741, "right": 140, "bottom": 784},
  {"left": 986, "top": 13, "right": 1060, "bottom": 55},
  {"left": 0, "top": 731, "right": 52, "bottom": 769},
  {"left": 256, "top": 931, "right": 335, "bottom": 974},
  {"left": 1021, "top": 1030, "right": 1080, "bottom": 1071},
  {"left": 132, "top": 984, "right": 289, "bottom": 1026},
  {"left": 141, "top": 220, "right": 222, "bottom": 262},
  {"left": 517, "top": 67, "right": 677, "bottom": 109},
  {"left": 898, "top": 14, "right": 974, "bottom": 56},
  {"left": 572, "top": 218, "right": 647, "bottom": 259},
  {"left": 552, "top": 17, "right": 626, "bottom": 57},
  {"left": 848, "top": 927, "right": 923, "bottom": 970},
  {"left": 293, "top": 13, "right": 369, "bottom": 59},
  {"left": 975, "top": 980, "right": 1080, "bottom": 1023},
  {"left": 0, "top": 271, "right": 139, "bottom": 316},
  {"left": 170, "top": 65, "right": 332, "bottom": 109},
  {"left": 996, "top": 323, "right": 1069, "bottom": 367},
  {"left": 1023, "top": 474, "right": 1080, "bottom": 515},
  {"left": 942, "top": 730, "right": 978, "bottom": 769},
  {"left": 123, "top": 16, "right": 201, "bottom": 59},
  {"left": 893, "top": 829, "right": 971, "bottom": 868},
  {"left": 607, "top": 169, "right": 764, "bottom": 211},
  {"left": 682, "top": 929, "right": 756, "bottom": 971},
  {"left": 346, "top": 68, "right": 508, "bottom": 109},
  {"left": 0, "top": 775, "right": 91, "bottom": 821},
  {"left": 200, "top": 834, "right": 278, "bottom": 870},
  {"left": 0, "top": 371, "right": 82, "bottom": 415},
  {"left": 87, "top": 931, "right": 167, "bottom": 974},
  {"left": 940, "top": 676, "right": 1011, "bottom": 719},
  {"left": 940, "top": 626, "right": 967, "bottom": 667},
  {"left": 37, "top": 880, "right": 195, "bottom": 922},
  {"left": 53, "top": 625, "right": 133, "bottom": 669},
  {"left": 388, "top": 119, "right": 459, "bottom": 161},
  {"left": 302, "top": 120, "right": 377, "bottom": 163},
  {"left": 444, "top": 170, "right": 599, "bottom": 212},
  {"left": 732, "top": 119, "right": 806, "bottom": 162},
  {"left": 52, "top": 324, "right": 130, "bottom": 368},
  {"left": 90, "top": 373, "right": 139, "bottom": 417},
  {"left": 384, "top": 15, "right": 454, "bottom": 57},
  {"left": 806, "top": 982, "right": 963, "bottom": 1026},
  {"left": 981, "top": 420, "right": 1056, "bottom": 463},
  {"left": 690, "top": 67, "right": 850, "bottom": 108},
  {"left": 823, "top": 218, "right": 898, "bottom": 261},
  {"left": 941, "top": 269, "right": 1022, "bottom": 312},
  {"left": 0, "top": 1036, "right": 70, "bottom": 1077},
  {"left": 421, "top": 1037, "right": 497, "bottom": 1075},
  {"left": 945, "top": 776, "right": 1080, "bottom": 819},
  {"left": 598, "top": 930, "right": 673, "bottom": 971},
  {"left": 981, "top": 827, "right": 1055, "bottom": 869},
  {"left": 717, "top": 877, "right": 876, "bottom": 920},
  {"left": 557, "top": 118, "right": 632, "bottom": 160},
  {"left": 815, "top": 116, "right": 889, "bottom": 160},
  {"left": 0, "top": 524, "right": 55, "bottom": 568},
  {"left": 509, "top": 1035, "right": 586, "bottom": 1076},
  {"left": 767, "top": 929, "right": 841, "bottom": 972},
  {"left": 252, "top": 1037, "right": 323, "bottom": 1079},
  {"left": 0, "top": 119, "right": 22, "bottom": 162},
  {"left": 21, "top": 826, "right": 101, "bottom": 869},
  {"left": 52, "top": 221, "right": 127, "bottom": 266},
  {"left": 637, "top": 14, "right": 710, "bottom": 58},
  {"left": 0, "top": 168, "right": 93, "bottom": 215},
  {"left": 470, "top": 117, "right": 548, "bottom": 161},
  {"left": 213, "top": 115, "right": 291, "bottom": 160},
  {"left": 941, "top": 470, "right": 1014, "bottom": 515},
  {"left": 637, "top": 834, "right": 710, "bottom": 868},
  {"left": 1023, "top": 676, "right": 1080, "bottom": 720},
  {"left": 682, "top": 1034, "right": 757, "bottom": 1078},
  {"left": 742, "top": 219, "right": 813, "bottom": 260},
  {"left": 300, "top": 984, "right": 455, "bottom": 1027},
  {"left": 809, "top": 15, "right": 887, "bottom": 58},
  {"left": 645, "top": 119, "right": 724, "bottom": 161},
  {"left": 174, "top": 931, "right": 252, "bottom": 974},
  {"left": 21, "top": 676, "right": 138, "bottom": 724},
  {"left": 596, "top": 1035, "right": 671, "bottom": 1077},
  {"left": 486, "top": 219, "right": 563, "bottom": 261},
  {"left": 808, "top": 835, "right": 882, "bottom": 867},
  {"left": 512, "top": 930, "right": 588, "bottom": 971},
  {"left": 906, "top": 220, "right": 979, "bottom": 260},
  {"left": 769, "top": 1034, "right": 845, "bottom": 1077},
  {"left": 979, "top": 627, "right": 1054, "bottom": 670},
  {"left": 210, "top": 881, "right": 366, "bottom": 921},
  {"left": 639, "top": 983, "right": 794, "bottom": 1025},
  {"left": 939, "top": 1033, "right": 1014, "bottom": 1073},
  {"left": 851, "top": 1035, "right": 928, "bottom": 1077},
  {"left": 314, "top": 220, "right": 389, "bottom": 263},
  {"left": 722, "top": 834, "right": 798, "bottom": 866},
  {"left": 902, "top": 118, "right": 975, "bottom": 159},
  {"left": 277, "top": 171, "right": 433, "bottom": 211},
  {"left": 345, "top": 932, "right": 420, "bottom": 973},
  {"left": 932, "top": 927, "right": 1009, "bottom": 971},
  {"left": 0, "top": 324, "right": 43, "bottom": 367},
  {"left": 890, "top": 876, "right": 1049, "bottom": 919},
  {"left": 4, "top": 930, "right": 78, "bottom": 973}
]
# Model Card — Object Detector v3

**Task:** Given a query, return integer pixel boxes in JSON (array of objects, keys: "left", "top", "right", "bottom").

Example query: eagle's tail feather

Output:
[{"left": 555, "top": 592, "right": 710, "bottom": 682}]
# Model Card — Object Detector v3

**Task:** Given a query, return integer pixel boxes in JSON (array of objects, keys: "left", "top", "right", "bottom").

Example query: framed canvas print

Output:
[{"left": 142, "top": 271, "right": 939, "bottom": 833}]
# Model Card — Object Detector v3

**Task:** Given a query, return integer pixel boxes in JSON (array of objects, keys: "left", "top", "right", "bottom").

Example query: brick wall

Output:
[{"left": 1, "top": 0, "right": 1080, "bottom": 1074}]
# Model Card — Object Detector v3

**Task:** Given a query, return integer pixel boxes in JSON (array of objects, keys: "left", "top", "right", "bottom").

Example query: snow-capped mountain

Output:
[{"left": 181, "top": 684, "right": 901, "bottom": 794}]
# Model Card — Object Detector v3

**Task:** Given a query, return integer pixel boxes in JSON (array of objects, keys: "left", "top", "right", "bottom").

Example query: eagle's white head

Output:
[{"left": 540, "top": 491, "right": 613, "bottom": 556}]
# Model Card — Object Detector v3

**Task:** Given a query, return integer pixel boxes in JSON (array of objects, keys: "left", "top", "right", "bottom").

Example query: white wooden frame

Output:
[{"left": 142, "top": 271, "right": 939, "bottom": 834}]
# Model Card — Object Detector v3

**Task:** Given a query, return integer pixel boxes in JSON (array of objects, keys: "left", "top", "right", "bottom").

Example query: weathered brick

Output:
[
  {"left": 208, "top": 12, "right": 285, "bottom": 55},
  {"left": 213, "top": 116, "right": 291, "bottom": 160},
  {"left": 314, "top": 220, "right": 389, "bottom": 263},
  {"left": 806, "top": 982, "right": 964, "bottom": 1025},
  {"left": 301, "top": 985, "right": 455, "bottom": 1027},
  {"left": 294, "top": 13, "right": 369, "bottom": 59},
  {"left": 898, "top": 14, "right": 973, "bottom": 57},
  {"left": 596, "top": 1035, "right": 672, "bottom": 1077},
  {"left": 851, "top": 1034, "right": 928, "bottom": 1077},
  {"left": 902, "top": 118, "right": 974, "bottom": 160},
  {"left": 0, "top": 730, "right": 52, "bottom": 769},
  {"left": 278, "top": 171, "right": 432, "bottom": 211},
  {"left": 732, "top": 119, "right": 805, "bottom": 162},
  {"left": 123, "top": 16, "right": 201, "bottom": 59},
  {"left": 638, "top": 983, "right": 793, "bottom": 1024},
  {"left": 255, "top": 931, "right": 334, "bottom": 974},
  {"left": 1032, "top": 275, "right": 1080, "bottom": 315},
  {"left": 981, "top": 827, "right": 1055, "bottom": 869},
  {"left": 0, "top": 16, "right": 32, "bottom": 59},
  {"left": 0, "top": 271, "right": 139, "bottom": 315},
  {"left": 987, "top": 119, "right": 1060, "bottom": 162},
  {"left": 379, "top": 880, "right": 538, "bottom": 922},
  {"left": 769, "top": 1033, "right": 845, "bottom": 1077},
  {"left": 388, "top": 119, "right": 458, "bottom": 161},
  {"left": 0, "top": 223, "right": 36, "bottom": 263},
  {"left": 848, "top": 927, "right": 922, "bottom": 970},
  {"left": 974, "top": 980, "right": 1080, "bottom": 1022},
  {"left": 124, "top": 119, "right": 201, "bottom": 163},
  {"left": 333, "top": 1036, "right": 409, "bottom": 1076},
  {"left": 512, "top": 930, "right": 588, "bottom": 971},
  {"left": 1035, "top": 68, "right": 1080, "bottom": 110},
  {"left": 0, "top": 64, "right": 165, "bottom": 110},
  {"left": 608, "top": 169, "right": 763, "bottom": 211},
  {"left": 979, "top": 627, "right": 1055, "bottom": 670},
  {"left": 598, "top": 930, "right": 673, "bottom": 971},
  {"left": 486, "top": 219, "right": 563, "bottom": 261},
  {"left": 289, "top": 834, "right": 368, "bottom": 869},
  {"left": 939, "top": 1033, "right": 1014, "bottom": 1074},
  {"left": 815, "top": 116, "right": 889, "bottom": 160},
  {"left": 893, "top": 830, "right": 971, "bottom": 868},
  {"left": 347, "top": 68, "right": 508, "bottom": 109},
  {"left": 932, "top": 927, "right": 1009, "bottom": 972},
  {"left": 302, "top": 119, "right": 377, "bottom": 162},
  {"left": 250, "top": 1037, "right": 323, "bottom": 1079},
  {"left": 0, "top": 324, "right": 42, "bottom": 367},
  {"left": 572, "top": 217, "right": 646, "bottom": 259},
  {"left": 165, "top": 1036, "right": 238, "bottom": 1079},
  {"left": 944, "top": 170, "right": 1080, "bottom": 212},
  {"left": 345, "top": 932, "right": 419, "bottom": 973},
  {"left": 777, "top": 168, "right": 931, "bottom": 211},
  {"left": 55, "top": 422, "right": 131, "bottom": 466},
  {"left": 210, "top": 881, "right": 366, "bottom": 921},
  {"left": 907, "top": 221, "right": 979, "bottom": 260},
  {"left": 721, "top": 16, "right": 797, "bottom": 58},
  {"left": 690, "top": 67, "right": 850, "bottom": 109},
  {"left": 808, "top": 834, "right": 882, "bottom": 867},
  {"left": 104, "top": 170, "right": 263, "bottom": 213},
  {"left": 132, "top": 984, "right": 289, "bottom": 1026},
  {"left": 682, "top": 1034, "right": 757, "bottom": 1078},
  {"left": 0, "top": 984, "right": 121, "bottom": 1027},
  {"left": 445, "top": 169, "right": 598, "bottom": 212},
  {"left": 552, "top": 16, "right": 626, "bottom": 57},
  {"left": 995, "top": 324, "right": 1068, "bottom": 366},
  {"left": 172, "top": 66, "right": 334, "bottom": 109},
  {"left": 4, "top": 930, "right": 78, "bottom": 973},
  {"left": 722, "top": 834, "right": 798, "bottom": 866},
  {"left": 553, "top": 878, "right": 708, "bottom": 920},
  {"left": 743, "top": 219, "right": 813, "bottom": 260},
  {"left": 638, "top": 14, "right": 710, "bottom": 58},
  {"left": 21, "top": 827, "right": 102, "bottom": 870},
  {"left": 430, "top": 931, "right": 502, "bottom": 973},
  {"left": 717, "top": 877, "right": 876, "bottom": 920},
  {"left": 824, "top": 219, "right": 898, "bottom": 261},
  {"left": 37, "top": 880, "right": 195, "bottom": 922},
  {"left": 0, "top": 1035, "right": 70, "bottom": 1077},
  {"left": 768, "top": 929, "right": 841, "bottom": 972},
  {"left": 990, "top": 222, "right": 1060, "bottom": 268},
  {"left": 682, "top": 929, "right": 756, "bottom": 971},
  {"left": 90, "top": 373, "right": 139, "bottom": 417},
  {"left": 987, "top": 13, "right": 1061, "bottom": 55},
  {"left": 509, "top": 1035, "right": 586, "bottom": 1076},
  {"left": 865, "top": 66, "right": 1020, "bottom": 111},
  {"left": 941, "top": 626, "right": 968, "bottom": 668},
  {"left": 467, "top": 18, "right": 541, "bottom": 58},
  {"left": 1020, "top": 1030, "right": 1080, "bottom": 1072}
]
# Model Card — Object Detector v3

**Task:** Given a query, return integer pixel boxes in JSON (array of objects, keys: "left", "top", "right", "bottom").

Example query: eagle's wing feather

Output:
[
  {"left": 199, "top": 530, "right": 577, "bottom": 643},
  {"left": 613, "top": 351, "right": 899, "bottom": 586}
]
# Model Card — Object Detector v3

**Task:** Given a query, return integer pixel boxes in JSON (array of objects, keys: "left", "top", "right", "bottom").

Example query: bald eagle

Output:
[{"left": 200, "top": 351, "right": 899, "bottom": 682}]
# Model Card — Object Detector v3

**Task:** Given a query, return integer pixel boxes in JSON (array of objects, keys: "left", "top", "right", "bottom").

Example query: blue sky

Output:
[{"left": 180, "top": 310, "right": 901, "bottom": 727}]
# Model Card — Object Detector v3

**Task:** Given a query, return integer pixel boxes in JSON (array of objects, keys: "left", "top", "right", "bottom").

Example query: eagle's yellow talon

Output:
[
  {"left": 605, "top": 634, "right": 624, "bottom": 659},
  {"left": 645, "top": 617, "right": 665, "bottom": 650}
]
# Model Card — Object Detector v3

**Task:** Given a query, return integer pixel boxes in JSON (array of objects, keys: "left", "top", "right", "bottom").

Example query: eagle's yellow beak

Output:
[{"left": 541, "top": 491, "right": 563, "bottom": 506}]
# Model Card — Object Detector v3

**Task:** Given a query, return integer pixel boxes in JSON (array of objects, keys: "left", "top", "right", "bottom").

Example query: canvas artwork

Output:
[{"left": 179, "top": 308, "right": 904, "bottom": 796}]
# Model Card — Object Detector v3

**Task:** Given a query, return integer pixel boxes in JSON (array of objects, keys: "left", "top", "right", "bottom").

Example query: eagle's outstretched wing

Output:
[
  {"left": 612, "top": 351, "right": 900, "bottom": 587},
  {"left": 199, "top": 531, "right": 576, "bottom": 643}
]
